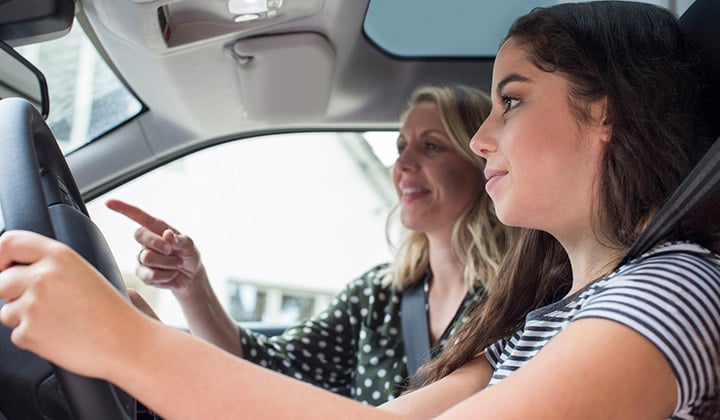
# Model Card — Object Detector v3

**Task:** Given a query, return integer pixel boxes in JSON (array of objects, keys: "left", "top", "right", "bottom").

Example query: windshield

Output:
[{"left": 16, "top": 20, "right": 143, "bottom": 154}]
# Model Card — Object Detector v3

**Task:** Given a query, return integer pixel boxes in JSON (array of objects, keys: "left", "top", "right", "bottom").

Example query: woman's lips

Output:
[
  {"left": 484, "top": 169, "right": 507, "bottom": 192},
  {"left": 399, "top": 182, "right": 430, "bottom": 203}
]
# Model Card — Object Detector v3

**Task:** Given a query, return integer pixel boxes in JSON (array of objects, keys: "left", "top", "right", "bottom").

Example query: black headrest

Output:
[{"left": 680, "top": 0, "right": 720, "bottom": 137}]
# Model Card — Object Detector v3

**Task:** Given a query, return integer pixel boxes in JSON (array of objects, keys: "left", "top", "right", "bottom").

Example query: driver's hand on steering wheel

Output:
[
  {"left": 0, "top": 230, "right": 147, "bottom": 379},
  {"left": 105, "top": 199, "right": 205, "bottom": 298}
]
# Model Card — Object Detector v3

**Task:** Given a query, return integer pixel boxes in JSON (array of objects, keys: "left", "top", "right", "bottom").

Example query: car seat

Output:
[
  {"left": 680, "top": 0, "right": 720, "bottom": 138},
  {"left": 618, "top": 0, "right": 720, "bottom": 263},
  {"left": 679, "top": 0, "right": 720, "bottom": 255}
]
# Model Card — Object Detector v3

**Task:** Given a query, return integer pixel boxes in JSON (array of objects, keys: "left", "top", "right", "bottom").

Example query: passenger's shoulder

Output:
[
  {"left": 596, "top": 241, "right": 720, "bottom": 299},
  {"left": 345, "top": 263, "right": 394, "bottom": 291},
  {"left": 622, "top": 241, "right": 720, "bottom": 274}
]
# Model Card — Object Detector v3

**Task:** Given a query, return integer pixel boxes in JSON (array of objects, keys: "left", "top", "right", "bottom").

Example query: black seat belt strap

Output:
[
  {"left": 401, "top": 275, "right": 431, "bottom": 388},
  {"left": 619, "top": 135, "right": 720, "bottom": 266}
]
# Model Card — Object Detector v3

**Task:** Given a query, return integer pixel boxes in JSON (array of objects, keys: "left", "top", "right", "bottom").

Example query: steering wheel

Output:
[{"left": 0, "top": 97, "right": 136, "bottom": 420}]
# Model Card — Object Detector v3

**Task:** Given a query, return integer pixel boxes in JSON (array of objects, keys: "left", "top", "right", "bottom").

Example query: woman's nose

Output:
[
  {"left": 395, "top": 156, "right": 417, "bottom": 173},
  {"left": 470, "top": 117, "right": 497, "bottom": 159},
  {"left": 394, "top": 148, "right": 420, "bottom": 171}
]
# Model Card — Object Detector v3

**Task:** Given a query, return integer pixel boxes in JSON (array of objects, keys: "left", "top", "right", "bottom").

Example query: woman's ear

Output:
[
  {"left": 600, "top": 119, "right": 612, "bottom": 144},
  {"left": 592, "top": 97, "right": 612, "bottom": 143}
]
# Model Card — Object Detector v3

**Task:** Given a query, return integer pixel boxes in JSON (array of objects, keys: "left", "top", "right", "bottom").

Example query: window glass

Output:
[
  {"left": 87, "top": 132, "right": 398, "bottom": 329},
  {"left": 16, "top": 21, "right": 143, "bottom": 153},
  {"left": 364, "top": 0, "right": 695, "bottom": 57},
  {"left": 228, "top": 283, "right": 267, "bottom": 322},
  {"left": 364, "top": 0, "right": 551, "bottom": 58}
]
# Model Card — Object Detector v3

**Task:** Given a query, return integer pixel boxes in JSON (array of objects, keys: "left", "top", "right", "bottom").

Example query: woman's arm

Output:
[
  {"left": 0, "top": 231, "right": 399, "bottom": 419},
  {"left": 381, "top": 355, "right": 493, "bottom": 418},
  {"left": 111, "top": 313, "right": 393, "bottom": 420},
  {"left": 435, "top": 319, "right": 677, "bottom": 419}
]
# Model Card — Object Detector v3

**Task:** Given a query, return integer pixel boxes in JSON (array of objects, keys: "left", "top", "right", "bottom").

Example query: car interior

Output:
[{"left": 0, "top": 0, "right": 717, "bottom": 419}]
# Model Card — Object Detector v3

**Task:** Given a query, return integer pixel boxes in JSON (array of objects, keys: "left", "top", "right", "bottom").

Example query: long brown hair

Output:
[{"left": 421, "top": 1, "right": 718, "bottom": 384}]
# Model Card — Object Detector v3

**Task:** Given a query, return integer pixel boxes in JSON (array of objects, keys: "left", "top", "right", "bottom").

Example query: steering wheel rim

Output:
[{"left": 0, "top": 97, "right": 135, "bottom": 420}]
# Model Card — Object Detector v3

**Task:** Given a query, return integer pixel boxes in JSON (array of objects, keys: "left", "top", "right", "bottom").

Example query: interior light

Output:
[
  {"left": 228, "top": 0, "right": 268, "bottom": 15},
  {"left": 228, "top": 0, "right": 283, "bottom": 22},
  {"left": 234, "top": 13, "right": 261, "bottom": 23}
]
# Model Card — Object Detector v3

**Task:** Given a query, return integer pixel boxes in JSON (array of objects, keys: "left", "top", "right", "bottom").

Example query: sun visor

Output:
[{"left": 231, "top": 32, "right": 334, "bottom": 121}]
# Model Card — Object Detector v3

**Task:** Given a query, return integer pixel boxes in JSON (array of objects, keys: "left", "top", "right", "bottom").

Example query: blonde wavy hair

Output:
[{"left": 386, "top": 84, "right": 510, "bottom": 292}]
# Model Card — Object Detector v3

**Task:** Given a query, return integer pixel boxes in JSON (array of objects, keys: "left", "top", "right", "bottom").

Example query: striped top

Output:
[{"left": 485, "top": 242, "right": 720, "bottom": 419}]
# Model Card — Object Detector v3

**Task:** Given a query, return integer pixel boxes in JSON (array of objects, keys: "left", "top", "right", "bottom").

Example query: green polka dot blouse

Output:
[{"left": 239, "top": 264, "right": 484, "bottom": 405}]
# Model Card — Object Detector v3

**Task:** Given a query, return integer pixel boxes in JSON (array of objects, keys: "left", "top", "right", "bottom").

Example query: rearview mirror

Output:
[{"left": 0, "top": 40, "right": 49, "bottom": 119}]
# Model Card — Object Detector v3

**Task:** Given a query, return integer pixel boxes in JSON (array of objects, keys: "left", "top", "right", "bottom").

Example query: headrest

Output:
[{"left": 680, "top": 0, "right": 720, "bottom": 136}]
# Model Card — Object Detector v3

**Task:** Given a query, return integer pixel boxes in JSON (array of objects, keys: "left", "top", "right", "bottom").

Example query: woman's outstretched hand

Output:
[
  {"left": 106, "top": 199, "right": 238, "bottom": 352},
  {"left": 106, "top": 199, "right": 204, "bottom": 297}
]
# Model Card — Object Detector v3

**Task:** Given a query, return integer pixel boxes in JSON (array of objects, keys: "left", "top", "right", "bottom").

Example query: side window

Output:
[
  {"left": 17, "top": 20, "right": 143, "bottom": 153},
  {"left": 87, "top": 132, "right": 398, "bottom": 328}
]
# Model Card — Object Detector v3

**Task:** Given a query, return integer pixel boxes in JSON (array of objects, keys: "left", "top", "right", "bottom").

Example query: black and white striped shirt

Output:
[{"left": 485, "top": 242, "right": 720, "bottom": 419}]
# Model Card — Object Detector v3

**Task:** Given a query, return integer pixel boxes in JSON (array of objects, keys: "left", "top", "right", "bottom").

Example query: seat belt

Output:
[
  {"left": 618, "top": 135, "right": 720, "bottom": 266},
  {"left": 401, "top": 274, "right": 431, "bottom": 388}
]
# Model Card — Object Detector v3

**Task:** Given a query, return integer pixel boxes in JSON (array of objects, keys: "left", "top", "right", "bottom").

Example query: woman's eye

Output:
[
  {"left": 501, "top": 96, "right": 519, "bottom": 113},
  {"left": 425, "top": 142, "right": 441, "bottom": 151}
]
